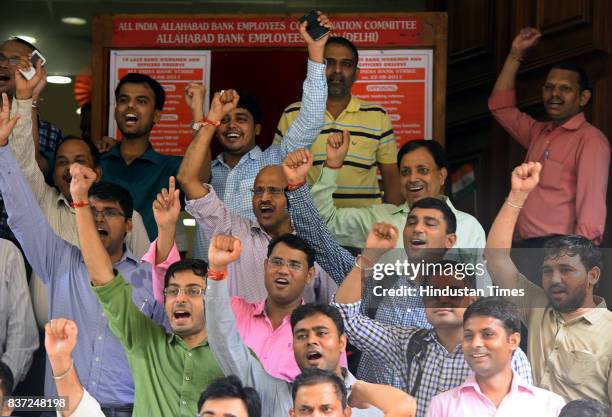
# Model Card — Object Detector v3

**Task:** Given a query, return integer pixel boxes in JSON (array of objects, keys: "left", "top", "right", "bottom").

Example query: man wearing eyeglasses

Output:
[
  {"left": 69, "top": 162, "right": 224, "bottom": 417},
  {"left": 0, "top": 95, "right": 167, "bottom": 417},
  {"left": 178, "top": 88, "right": 337, "bottom": 305}
]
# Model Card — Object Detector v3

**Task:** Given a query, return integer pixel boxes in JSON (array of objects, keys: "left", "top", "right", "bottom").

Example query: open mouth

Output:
[
  {"left": 274, "top": 277, "right": 290, "bottom": 287},
  {"left": 225, "top": 131, "right": 242, "bottom": 140},
  {"left": 410, "top": 238, "right": 426, "bottom": 246},
  {"left": 259, "top": 204, "right": 274, "bottom": 214},
  {"left": 471, "top": 353, "right": 488, "bottom": 361},
  {"left": 63, "top": 173, "right": 72, "bottom": 184},
  {"left": 306, "top": 351, "right": 323, "bottom": 362},
  {"left": 125, "top": 113, "right": 139, "bottom": 125},
  {"left": 173, "top": 310, "right": 192, "bottom": 324},
  {"left": 97, "top": 227, "right": 109, "bottom": 237},
  {"left": 0, "top": 74, "right": 10, "bottom": 82},
  {"left": 409, "top": 184, "right": 425, "bottom": 192}
]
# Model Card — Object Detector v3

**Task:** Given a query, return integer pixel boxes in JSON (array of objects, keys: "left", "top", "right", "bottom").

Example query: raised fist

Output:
[
  {"left": 184, "top": 83, "right": 206, "bottom": 121},
  {"left": 282, "top": 148, "right": 313, "bottom": 185},
  {"left": 44, "top": 318, "right": 78, "bottom": 358},
  {"left": 69, "top": 163, "right": 98, "bottom": 202},
  {"left": 510, "top": 162, "right": 541, "bottom": 194},
  {"left": 208, "top": 234, "right": 241, "bottom": 271},
  {"left": 208, "top": 89, "right": 240, "bottom": 124},
  {"left": 326, "top": 130, "right": 350, "bottom": 168},
  {"left": 511, "top": 27, "right": 541, "bottom": 59}
]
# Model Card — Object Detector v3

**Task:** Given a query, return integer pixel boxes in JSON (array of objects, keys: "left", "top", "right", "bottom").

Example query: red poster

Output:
[
  {"left": 112, "top": 17, "right": 422, "bottom": 48},
  {"left": 352, "top": 50, "right": 433, "bottom": 148}
]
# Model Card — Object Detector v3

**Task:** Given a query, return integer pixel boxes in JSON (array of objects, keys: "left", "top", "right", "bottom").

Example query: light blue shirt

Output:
[{"left": 0, "top": 146, "right": 167, "bottom": 407}]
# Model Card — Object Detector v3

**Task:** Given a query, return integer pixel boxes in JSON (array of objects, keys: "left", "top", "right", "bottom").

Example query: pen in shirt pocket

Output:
[{"left": 542, "top": 149, "right": 550, "bottom": 160}]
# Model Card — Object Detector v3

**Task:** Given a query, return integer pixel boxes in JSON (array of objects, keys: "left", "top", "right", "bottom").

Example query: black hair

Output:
[
  {"left": 559, "top": 399, "right": 610, "bottom": 417},
  {"left": 463, "top": 297, "right": 521, "bottom": 335},
  {"left": 290, "top": 303, "right": 344, "bottom": 336},
  {"left": 197, "top": 375, "right": 261, "bottom": 417},
  {"left": 292, "top": 368, "right": 347, "bottom": 409},
  {"left": 7, "top": 36, "right": 40, "bottom": 54},
  {"left": 163, "top": 258, "right": 208, "bottom": 290},
  {"left": 325, "top": 36, "right": 359, "bottom": 64},
  {"left": 397, "top": 139, "right": 447, "bottom": 169},
  {"left": 235, "top": 90, "right": 262, "bottom": 125},
  {"left": 115, "top": 73, "right": 165, "bottom": 111},
  {"left": 88, "top": 181, "right": 134, "bottom": 219},
  {"left": 409, "top": 197, "right": 457, "bottom": 234},
  {"left": 55, "top": 137, "right": 101, "bottom": 168},
  {"left": 0, "top": 361, "right": 13, "bottom": 405},
  {"left": 543, "top": 235, "right": 602, "bottom": 272},
  {"left": 267, "top": 234, "right": 315, "bottom": 268},
  {"left": 550, "top": 62, "right": 591, "bottom": 92}
]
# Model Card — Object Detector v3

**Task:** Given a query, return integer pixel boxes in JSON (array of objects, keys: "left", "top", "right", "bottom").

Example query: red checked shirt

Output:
[{"left": 489, "top": 89, "right": 610, "bottom": 244}]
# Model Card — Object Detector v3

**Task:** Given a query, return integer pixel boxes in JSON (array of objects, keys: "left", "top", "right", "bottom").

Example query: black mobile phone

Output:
[{"left": 299, "top": 10, "right": 330, "bottom": 41}]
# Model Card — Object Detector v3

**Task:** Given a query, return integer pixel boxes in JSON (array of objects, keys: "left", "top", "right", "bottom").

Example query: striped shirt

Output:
[
  {"left": 275, "top": 96, "right": 397, "bottom": 207},
  {"left": 0, "top": 238, "right": 38, "bottom": 385},
  {"left": 333, "top": 300, "right": 534, "bottom": 417}
]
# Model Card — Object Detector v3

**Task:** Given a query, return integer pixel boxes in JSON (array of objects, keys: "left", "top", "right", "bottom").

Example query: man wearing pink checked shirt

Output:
[{"left": 425, "top": 297, "right": 564, "bottom": 417}]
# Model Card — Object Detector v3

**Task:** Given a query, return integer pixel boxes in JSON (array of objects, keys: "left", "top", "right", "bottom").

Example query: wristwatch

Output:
[{"left": 192, "top": 118, "right": 220, "bottom": 132}]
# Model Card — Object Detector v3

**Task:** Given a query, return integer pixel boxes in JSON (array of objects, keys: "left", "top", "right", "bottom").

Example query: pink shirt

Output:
[
  {"left": 425, "top": 371, "right": 565, "bottom": 417},
  {"left": 142, "top": 241, "right": 346, "bottom": 382},
  {"left": 489, "top": 89, "right": 610, "bottom": 244}
]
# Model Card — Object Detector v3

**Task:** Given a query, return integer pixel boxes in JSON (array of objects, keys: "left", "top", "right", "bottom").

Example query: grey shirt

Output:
[
  {"left": 0, "top": 238, "right": 38, "bottom": 385},
  {"left": 205, "top": 279, "right": 383, "bottom": 417}
]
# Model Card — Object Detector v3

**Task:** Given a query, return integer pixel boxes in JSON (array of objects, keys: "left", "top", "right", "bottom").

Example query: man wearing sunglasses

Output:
[{"left": 331, "top": 223, "right": 532, "bottom": 417}]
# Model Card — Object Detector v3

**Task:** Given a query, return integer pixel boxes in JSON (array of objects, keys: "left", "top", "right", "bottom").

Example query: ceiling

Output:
[{"left": 3, "top": 0, "right": 426, "bottom": 76}]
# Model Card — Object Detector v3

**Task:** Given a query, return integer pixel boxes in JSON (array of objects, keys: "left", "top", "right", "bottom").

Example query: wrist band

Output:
[
  {"left": 31, "top": 100, "right": 38, "bottom": 109},
  {"left": 325, "top": 162, "right": 342, "bottom": 170},
  {"left": 207, "top": 269, "right": 227, "bottom": 281},
  {"left": 505, "top": 199, "right": 523, "bottom": 209},
  {"left": 52, "top": 358, "right": 74, "bottom": 380},
  {"left": 71, "top": 201, "right": 89, "bottom": 208},
  {"left": 287, "top": 181, "right": 306, "bottom": 191},
  {"left": 354, "top": 255, "right": 373, "bottom": 272}
]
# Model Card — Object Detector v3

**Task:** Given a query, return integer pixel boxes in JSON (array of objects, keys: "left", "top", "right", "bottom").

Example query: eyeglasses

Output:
[
  {"left": 163, "top": 285, "right": 205, "bottom": 298},
  {"left": 91, "top": 207, "right": 126, "bottom": 219},
  {"left": 268, "top": 257, "right": 304, "bottom": 272},
  {"left": 0, "top": 54, "right": 21, "bottom": 66},
  {"left": 251, "top": 186, "right": 284, "bottom": 196}
]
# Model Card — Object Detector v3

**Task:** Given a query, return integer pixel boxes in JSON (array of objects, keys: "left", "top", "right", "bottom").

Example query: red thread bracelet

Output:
[
  {"left": 207, "top": 269, "right": 227, "bottom": 281},
  {"left": 72, "top": 201, "right": 89, "bottom": 208},
  {"left": 287, "top": 181, "right": 306, "bottom": 191}
]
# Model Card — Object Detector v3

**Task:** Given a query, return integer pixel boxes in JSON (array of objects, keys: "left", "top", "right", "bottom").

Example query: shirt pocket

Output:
[
  {"left": 558, "top": 349, "right": 600, "bottom": 383},
  {"left": 539, "top": 159, "right": 564, "bottom": 191}
]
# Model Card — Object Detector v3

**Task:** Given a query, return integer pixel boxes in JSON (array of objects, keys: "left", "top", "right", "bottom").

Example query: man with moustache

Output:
[
  {"left": 177, "top": 87, "right": 336, "bottom": 304},
  {"left": 71, "top": 163, "right": 223, "bottom": 417},
  {"left": 204, "top": 233, "right": 417, "bottom": 417},
  {"left": 0, "top": 96, "right": 166, "bottom": 416},
  {"left": 486, "top": 161, "right": 612, "bottom": 405},
  {"left": 313, "top": 134, "right": 485, "bottom": 252},
  {"left": 189, "top": 13, "right": 331, "bottom": 260},
  {"left": 489, "top": 27, "right": 609, "bottom": 245},
  {"left": 332, "top": 223, "right": 532, "bottom": 417},
  {"left": 275, "top": 36, "right": 402, "bottom": 208},
  {"left": 426, "top": 297, "right": 565, "bottom": 417},
  {"left": 282, "top": 148, "right": 463, "bottom": 386}
]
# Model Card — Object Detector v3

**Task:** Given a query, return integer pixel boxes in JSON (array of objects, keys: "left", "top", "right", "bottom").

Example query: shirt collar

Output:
[
  {"left": 167, "top": 332, "right": 210, "bottom": 348},
  {"left": 402, "top": 195, "right": 453, "bottom": 212},
  {"left": 460, "top": 370, "right": 534, "bottom": 396},
  {"left": 253, "top": 299, "right": 306, "bottom": 318},
  {"left": 345, "top": 96, "right": 361, "bottom": 113},
  {"left": 550, "top": 296, "right": 609, "bottom": 325},
  {"left": 545, "top": 112, "right": 586, "bottom": 132},
  {"left": 212, "top": 146, "right": 263, "bottom": 167},
  {"left": 103, "top": 142, "right": 165, "bottom": 165}
]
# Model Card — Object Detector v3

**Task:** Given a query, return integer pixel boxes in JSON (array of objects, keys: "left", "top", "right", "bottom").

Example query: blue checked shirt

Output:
[
  {"left": 333, "top": 300, "right": 533, "bottom": 417},
  {"left": 0, "top": 146, "right": 167, "bottom": 408},
  {"left": 286, "top": 184, "right": 432, "bottom": 385},
  {"left": 192, "top": 59, "right": 327, "bottom": 260}
]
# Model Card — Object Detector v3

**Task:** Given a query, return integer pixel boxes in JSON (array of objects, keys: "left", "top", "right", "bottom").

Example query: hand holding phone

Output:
[
  {"left": 19, "top": 50, "right": 46, "bottom": 81},
  {"left": 299, "top": 10, "right": 331, "bottom": 41}
]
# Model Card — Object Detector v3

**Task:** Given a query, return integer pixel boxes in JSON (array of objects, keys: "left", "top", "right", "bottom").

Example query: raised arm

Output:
[
  {"left": 485, "top": 162, "right": 541, "bottom": 289},
  {"left": 70, "top": 163, "right": 114, "bottom": 286},
  {"left": 45, "top": 319, "right": 104, "bottom": 417},
  {"left": 283, "top": 149, "right": 355, "bottom": 284},
  {"left": 349, "top": 380, "right": 416, "bottom": 417},
  {"left": 205, "top": 235, "right": 283, "bottom": 394},
  {"left": 492, "top": 27, "right": 541, "bottom": 92},
  {"left": 177, "top": 86, "right": 239, "bottom": 200}
]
